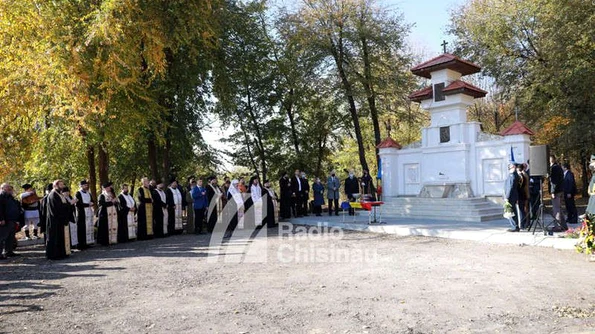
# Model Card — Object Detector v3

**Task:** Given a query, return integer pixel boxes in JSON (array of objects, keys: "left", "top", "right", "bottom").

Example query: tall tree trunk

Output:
[
  {"left": 359, "top": 34, "right": 381, "bottom": 169},
  {"left": 86, "top": 145, "right": 98, "bottom": 209},
  {"left": 258, "top": 11, "right": 301, "bottom": 159},
  {"left": 97, "top": 142, "right": 109, "bottom": 185},
  {"left": 162, "top": 134, "right": 172, "bottom": 182},
  {"left": 329, "top": 35, "right": 369, "bottom": 172},
  {"left": 316, "top": 131, "right": 328, "bottom": 178},
  {"left": 161, "top": 49, "right": 175, "bottom": 183},
  {"left": 130, "top": 174, "right": 136, "bottom": 197},
  {"left": 241, "top": 129, "right": 259, "bottom": 178},
  {"left": 245, "top": 89, "right": 267, "bottom": 181},
  {"left": 285, "top": 89, "right": 301, "bottom": 157},
  {"left": 147, "top": 136, "right": 159, "bottom": 181}
]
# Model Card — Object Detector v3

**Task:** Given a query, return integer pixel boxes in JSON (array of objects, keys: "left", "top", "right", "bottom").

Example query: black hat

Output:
[
  {"left": 62, "top": 186, "right": 70, "bottom": 192},
  {"left": 80, "top": 180, "right": 89, "bottom": 186},
  {"left": 45, "top": 183, "right": 53, "bottom": 192},
  {"left": 263, "top": 179, "right": 270, "bottom": 184},
  {"left": 101, "top": 182, "right": 113, "bottom": 188},
  {"left": 169, "top": 177, "right": 177, "bottom": 184},
  {"left": 21, "top": 183, "right": 33, "bottom": 190},
  {"left": 207, "top": 175, "right": 217, "bottom": 182}
]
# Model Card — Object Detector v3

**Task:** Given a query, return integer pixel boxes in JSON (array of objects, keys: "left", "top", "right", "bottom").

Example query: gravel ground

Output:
[{"left": 1, "top": 226, "right": 594, "bottom": 334}]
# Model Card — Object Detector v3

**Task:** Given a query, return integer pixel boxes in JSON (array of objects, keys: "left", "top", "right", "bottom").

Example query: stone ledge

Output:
[{"left": 419, "top": 182, "right": 474, "bottom": 198}]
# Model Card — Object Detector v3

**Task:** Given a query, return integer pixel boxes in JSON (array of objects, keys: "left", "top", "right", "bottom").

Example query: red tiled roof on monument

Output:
[
  {"left": 411, "top": 53, "right": 481, "bottom": 79},
  {"left": 408, "top": 86, "right": 433, "bottom": 102},
  {"left": 500, "top": 121, "right": 535, "bottom": 136},
  {"left": 408, "top": 81, "right": 486, "bottom": 102},
  {"left": 443, "top": 80, "right": 487, "bottom": 98},
  {"left": 377, "top": 137, "right": 402, "bottom": 149}
]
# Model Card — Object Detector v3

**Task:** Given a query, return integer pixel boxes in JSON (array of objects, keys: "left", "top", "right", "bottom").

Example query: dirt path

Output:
[{"left": 1, "top": 227, "right": 594, "bottom": 334}]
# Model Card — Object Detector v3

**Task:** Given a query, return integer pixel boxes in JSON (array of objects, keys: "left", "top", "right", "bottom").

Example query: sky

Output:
[
  {"left": 202, "top": 0, "right": 466, "bottom": 168},
  {"left": 389, "top": 0, "right": 466, "bottom": 55}
]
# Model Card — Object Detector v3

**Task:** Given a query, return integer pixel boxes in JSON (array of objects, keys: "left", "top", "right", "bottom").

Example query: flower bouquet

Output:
[
  {"left": 503, "top": 201, "right": 515, "bottom": 219},
  {"left": 575, "top": 213, "right": 595, "bottom": 259}
]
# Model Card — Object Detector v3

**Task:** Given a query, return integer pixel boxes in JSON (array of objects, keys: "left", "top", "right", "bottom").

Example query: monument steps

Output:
[{"left": 380, "top": 197, "right": 503, "bottom": 222}]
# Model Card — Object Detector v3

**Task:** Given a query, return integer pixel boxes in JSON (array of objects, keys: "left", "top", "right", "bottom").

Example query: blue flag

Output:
[
  {"left": 377, "top": 158, "right": 382, "bottom": 179},
  {"left": 509, "top": 146, "right": 515, "bottom": 163}
]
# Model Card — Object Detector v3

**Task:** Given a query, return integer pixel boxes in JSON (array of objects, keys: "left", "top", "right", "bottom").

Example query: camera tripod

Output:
[
  {"left": 528, "top": 183, "right": 545, "bottom": 235},
  {"left": 528, "top": 179, "right": 565, "bottom": 235}
]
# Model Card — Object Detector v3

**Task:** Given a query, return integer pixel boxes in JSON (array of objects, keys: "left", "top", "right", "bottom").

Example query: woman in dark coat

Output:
[{"left": 312, "top": 178, "right": 325, "bottom": 216}]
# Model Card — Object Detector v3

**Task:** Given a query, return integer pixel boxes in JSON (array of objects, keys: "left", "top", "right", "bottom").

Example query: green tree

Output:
[{"left": 450, "top": 0, "right": 595, "bottom": 186}]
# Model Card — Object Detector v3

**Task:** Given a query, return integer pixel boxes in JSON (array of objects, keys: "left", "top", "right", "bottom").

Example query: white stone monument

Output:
[{"left": 379, "top": 53, "right": 533, "bottom": 201}]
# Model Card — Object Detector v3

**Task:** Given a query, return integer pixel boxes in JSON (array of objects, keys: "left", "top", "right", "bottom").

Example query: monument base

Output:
[{"left": 418, "top": 182, "right": 474, "bottom": 198}]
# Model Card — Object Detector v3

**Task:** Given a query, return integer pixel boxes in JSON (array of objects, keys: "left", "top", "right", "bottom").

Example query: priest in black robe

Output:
[
  {"left": 61, "top": 187, "right": 78, "bottom": 248},
  {"left": 136, "top": 177, "right": 154, "bottom": 240},
  {"left": 39, "top": 183, "right": 53, "bottom": 239},
  {"left": 75, "top": 180, "right": 95, "bottom": 249},
  {"left": 165, "top": 182, "right": 175, "bottom": 235},
  {"left": 119, "top": 184, "right": 137, "bottom": 241},
  {"left": 152, "top": 182, "right": 167, "bottom": 238},
  {"left": 278, "top": 172, "right": 291, "bottom": 220},
  {"left": 117, "top": 184, "right": 132, "bottom": 242},
  {"left": 224, "top": 180, "right": 243, "bottom": 238},
  {"left": 206, "top": 176, "right": 222, "bottom": 233},
  {"left": 45, "top": 180, "right": 71, "bottom": 260},
  {"left": 263, "top": 180, "right": 278, "bottom": 228},
  {"left": 97, "top": 183, "right": 119, "bottom": 246},
  {"left": 244, "top": 176, "right": 257, "bottom": 229}
]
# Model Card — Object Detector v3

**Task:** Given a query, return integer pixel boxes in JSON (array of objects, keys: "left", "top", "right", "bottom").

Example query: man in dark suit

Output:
[
  {"left": 516, "top": 164, "right": 530, "bottom": 229},
  {"left": 548, "top": 155, "right": 566, "bottom": 229},
  {"left": 290, "top": 170, "right": 304, "bottom": 217},
  {"left": 344, "top": 171, "right": 360, "bottom": 216},
  {"left": 562, "top": 163, "right": 578, "bottom": 224},
  {"left": 327, "top": 171, "right": 340, "bottom": 216},
  {"left": 301, "top": 172, "right": 310, "bottom": 216},
  {"left": 0, "top": 183, "right": 21, "bottom": 259},
  {"left": 504, "top": 163, "right": 520, "bottom": 232}
]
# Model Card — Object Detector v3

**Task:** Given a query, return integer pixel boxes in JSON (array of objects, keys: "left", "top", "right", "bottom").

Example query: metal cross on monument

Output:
[
  {"left": 385, "top": 120, "right": 392, "bottom": 137},
  {"left": 441, "top": 40, "right": 448, "bottom": 54}
]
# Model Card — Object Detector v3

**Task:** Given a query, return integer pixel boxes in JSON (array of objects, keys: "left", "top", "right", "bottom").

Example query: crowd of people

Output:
[
  {"left": 504, "top": 154, "right": 587, "bottom": 232},
  {"left": 4, "top": 156, "right": 590, "bottom": 259},
  {"left": 277, "top": 169, "right": 377, "bottom": 219},
  {"left": 0, "top": 168, "right": 378, "bottom": 260}
]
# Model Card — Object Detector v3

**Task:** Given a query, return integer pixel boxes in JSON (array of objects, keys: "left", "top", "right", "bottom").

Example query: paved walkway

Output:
[
  {"left": 17, "top": 214, "right": 580, "bottom": 251},
  {"left": 290, "top": 213, "right": 580, "bottom": 250}
]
